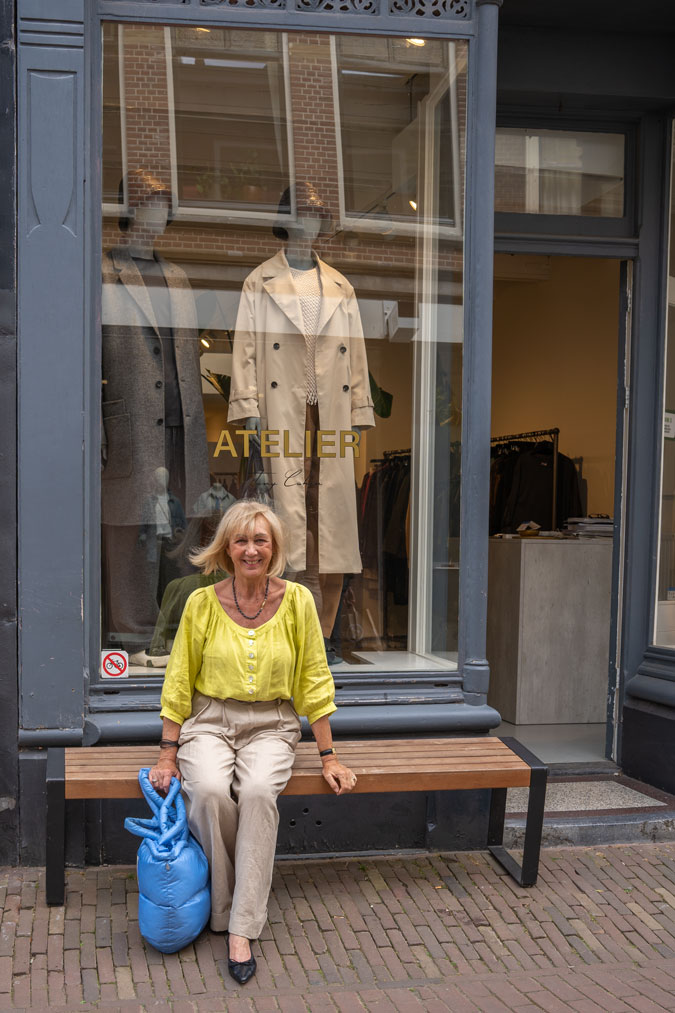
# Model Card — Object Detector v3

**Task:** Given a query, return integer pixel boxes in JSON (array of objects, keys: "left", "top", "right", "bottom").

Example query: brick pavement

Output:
[{"left": 3, "top": 844, "right": 675, "bottom": 1011}]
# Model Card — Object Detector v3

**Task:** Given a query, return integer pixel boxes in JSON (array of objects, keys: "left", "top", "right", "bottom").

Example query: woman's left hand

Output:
[{"left": 322, "top": 759, "right": 358, "bottom": 795}]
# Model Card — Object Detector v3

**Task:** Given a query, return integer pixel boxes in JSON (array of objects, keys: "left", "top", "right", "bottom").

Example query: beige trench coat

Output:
[{"left": 228, "top": 250, "right": 375, "bottom": 573}]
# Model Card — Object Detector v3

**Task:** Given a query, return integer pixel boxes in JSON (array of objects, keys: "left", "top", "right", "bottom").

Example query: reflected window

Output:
[
  {"left": 336, "top": 36, "right": 464, "bottom": 232},
  {"left": 495, "top": 128, "right": 625, "bottom": 218},
  {"left": 172, "top": 28, "right": 291, "bottom": 213},
  {"left": 102, "top": 25, "right": 124, "bottom": 205}
]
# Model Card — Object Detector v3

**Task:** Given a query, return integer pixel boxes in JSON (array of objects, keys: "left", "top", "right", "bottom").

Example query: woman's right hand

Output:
[{"left": 148, "top": 756, "right": 180, "bottom": 795}]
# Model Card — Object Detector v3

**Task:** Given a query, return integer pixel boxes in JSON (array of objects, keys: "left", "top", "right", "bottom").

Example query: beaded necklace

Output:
[{"left": 232, "top": 576, "right": 270, "bottom": 621}]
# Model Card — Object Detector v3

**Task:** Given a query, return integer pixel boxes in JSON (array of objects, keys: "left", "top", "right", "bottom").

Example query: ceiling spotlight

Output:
[
  {"left": 200, "top": 336, "right": 211, "bottom": 349},
  {"left": 406, "top": 38, "right": 426, "bottom": 47},
  {"left": 409, "top": 199, "right": 418, "bottom": 211}
]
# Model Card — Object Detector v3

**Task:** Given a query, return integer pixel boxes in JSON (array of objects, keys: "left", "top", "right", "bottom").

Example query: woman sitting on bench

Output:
[{"left": 148, "top": 499, "right": 357, "bottom": 984}]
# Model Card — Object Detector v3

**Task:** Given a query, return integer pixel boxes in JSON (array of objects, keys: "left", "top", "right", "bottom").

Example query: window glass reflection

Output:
[
  {"left": 101, "top": 24, "right": 467, "bottom": 677},
  {"left": 495, "top": 128, "right": 625, "bottom": 218}
]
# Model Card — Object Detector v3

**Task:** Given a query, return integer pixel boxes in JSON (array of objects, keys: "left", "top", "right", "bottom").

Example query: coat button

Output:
[
  {"left": 271, "top": 381, "right": 278, "bottom": 389},
  {"left": 157, "top": 418, "right": 164, "bottom": 426},
  {"left": 340, "top": 345, "right": 347, "bottom": 353},
  {"left": 153, "top": 346, "right": 160, "bottom": 356},
  {"left": 155, "top": 380, "right": 162, "bottom": 389},
  {"left": 343, "top": 384, "right": 350, "bottom": 392},
  {"left": 273, "top": 342, "right": 280, "bottom": 350}
]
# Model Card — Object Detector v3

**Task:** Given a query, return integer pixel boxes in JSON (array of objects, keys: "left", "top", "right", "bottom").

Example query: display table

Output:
[{"left": 486, "top": 538, "right": 613, "bottom": 724}]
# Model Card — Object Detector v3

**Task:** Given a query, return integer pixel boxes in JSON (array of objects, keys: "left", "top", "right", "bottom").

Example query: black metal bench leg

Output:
[
  {"left": 487, "top": 738, "right": 548, "bottom": 887},
  {"left": 487, "top": 787, "right": 507, "bottom": 846},
  {"left": 519, "top": 766, "right": 547, "bottom": 886},
  {"left": 46, "top": 748, "right": 65, "bottom": 906}
]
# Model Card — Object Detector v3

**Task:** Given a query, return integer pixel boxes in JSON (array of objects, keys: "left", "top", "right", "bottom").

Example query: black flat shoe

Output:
[
  {"left": 226, "top": 935, "right": 257, "bottom": 985},
  {"left": 228, "top": 954, "right": 257, "bottom": 984}
]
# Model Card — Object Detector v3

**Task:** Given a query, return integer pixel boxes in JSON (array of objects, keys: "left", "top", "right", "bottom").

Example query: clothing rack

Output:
[
  {"left": 360, "top": 449, "right": 411, "bottom": 646},
  {"left": 369, "top": 448, "right": 411, "bottom": 465},
  {"left": 490, "top": 428, "right": 560, "bottom": 530}
]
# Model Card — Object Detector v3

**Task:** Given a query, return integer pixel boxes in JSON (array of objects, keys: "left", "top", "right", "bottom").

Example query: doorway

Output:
[{"left": 487, "top": 255, "right": 624, "bottom": 764}]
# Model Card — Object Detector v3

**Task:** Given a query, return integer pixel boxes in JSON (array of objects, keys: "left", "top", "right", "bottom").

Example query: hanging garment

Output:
[
  {"left": 101, "top": 248, "right": 209, "bottom": 528},
  {"left": 383, "top": 464, "right": 411, "bottom": 606},
  {"left": 138, "top": 492, "right": 186, "bottom": 563},
  {"left": 495, "top": 442, "right": 582, "bottom": 532},
  {"left": 192, "top": 485, "right": 236, "bottom": 517},
  {"left": 228, "top": 249, "right": 375, "bottom": 573}
]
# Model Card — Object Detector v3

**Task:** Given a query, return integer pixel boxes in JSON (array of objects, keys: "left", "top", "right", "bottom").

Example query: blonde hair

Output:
[{"left": 190, "top": 500, "right": 286, "bottom": 577}]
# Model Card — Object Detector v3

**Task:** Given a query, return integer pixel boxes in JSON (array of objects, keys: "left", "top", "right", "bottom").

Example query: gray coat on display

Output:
[{"left": 101, "top": 248, "right": 209, "bottom": 527}]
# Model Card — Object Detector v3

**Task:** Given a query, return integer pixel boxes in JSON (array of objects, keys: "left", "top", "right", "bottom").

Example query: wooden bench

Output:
[{"left": 46, "top": 736, "right": 547, "bottom": 906}]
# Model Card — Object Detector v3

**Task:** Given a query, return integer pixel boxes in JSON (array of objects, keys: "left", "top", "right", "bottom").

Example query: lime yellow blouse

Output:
[{"left": 159, "top": 581, "right": 337, "bottom": 727}]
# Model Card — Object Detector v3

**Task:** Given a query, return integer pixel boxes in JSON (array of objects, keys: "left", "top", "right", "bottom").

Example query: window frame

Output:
[
  {"left": 494, "top": 114, "right": 637, "bottom": 240},
  {"left": 92, "top": 17, "right": 471, "bottom": 693},
  {"left": 652, "top": 120, "right": 675, "bottom": 649}
]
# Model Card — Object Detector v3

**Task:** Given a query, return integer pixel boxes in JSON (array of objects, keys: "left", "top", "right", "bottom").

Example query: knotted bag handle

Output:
[{"left": 124, "top": 769, "right": 189, "bottom": 858}]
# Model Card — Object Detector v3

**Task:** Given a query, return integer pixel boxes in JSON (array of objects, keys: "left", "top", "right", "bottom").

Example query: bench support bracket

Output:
[
  {"left": 487, "top": 737, "right": 547, "bottom": 887},
  {"left": 46, "top": 748, "right": 66, "bottom": 906}
]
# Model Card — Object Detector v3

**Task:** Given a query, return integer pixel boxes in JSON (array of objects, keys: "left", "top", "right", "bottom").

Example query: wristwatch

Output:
[{"left": 319, "top": 747, "right": 337, "bottom": 758}]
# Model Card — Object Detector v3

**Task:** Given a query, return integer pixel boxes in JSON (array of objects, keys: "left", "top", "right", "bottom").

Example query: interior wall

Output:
[{"left": 492, "top": 255, "right": 620, "bottom": 517}]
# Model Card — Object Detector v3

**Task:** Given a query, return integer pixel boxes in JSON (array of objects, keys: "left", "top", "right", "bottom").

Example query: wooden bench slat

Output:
[
  {"left": 64, "top": 752, "right": 517, "bottom": 767},
  {"left": 65, "top": 751, "right": 528, "bottom": 767},
  {"left": 64, "top": 742, "right": 522, "bottom": 764},
  {"left": 64, "top": 764, "right": 529, "bottom": 788},
  {"left": 63, "top": 738, "right": 513, "bottom": 754},
  {"left": 66, "top": 767, "right": 532, "bottom": 799},
  {"left": 65, "top": 757, "right": 530, "bottom": 772}
]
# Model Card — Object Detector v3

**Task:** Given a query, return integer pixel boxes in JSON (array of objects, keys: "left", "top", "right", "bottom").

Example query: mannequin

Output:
[
  {"left": 228, "top": 182, "right": 375, "bottom": 659},
  {"left": 138, "top": 466, "right": 186, "bottom": 563},
  {"left": 101, "top": 169, "right": 209, "bottom": 658}
]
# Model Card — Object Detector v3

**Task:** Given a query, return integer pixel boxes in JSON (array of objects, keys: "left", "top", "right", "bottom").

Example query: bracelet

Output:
[
  {"left": 319, "top": 747, "right": 337, "bottom": 758},
  {"left": 159, "top": 738, "right": 179, "bottom": 749}
]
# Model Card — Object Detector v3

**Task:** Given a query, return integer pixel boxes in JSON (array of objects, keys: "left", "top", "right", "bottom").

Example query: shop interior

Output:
[{"left": 488, "top": 254, "right": 622, "bottom": 763}]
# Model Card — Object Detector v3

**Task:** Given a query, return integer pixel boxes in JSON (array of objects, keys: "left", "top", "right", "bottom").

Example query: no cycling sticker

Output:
[{"left": 101, "top": 650, "right": 129, "bottom": 679}]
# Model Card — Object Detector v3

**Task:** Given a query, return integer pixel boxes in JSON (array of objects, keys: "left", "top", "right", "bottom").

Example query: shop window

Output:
[
  {"left": 655, "top": 127, "right": 675, "bottom": 647},
  {"left": 100, "top": 23, "right": 466, "bottom": 681},
  {"left": 495, "top": 128, "right": 625, "bottom": 218}
]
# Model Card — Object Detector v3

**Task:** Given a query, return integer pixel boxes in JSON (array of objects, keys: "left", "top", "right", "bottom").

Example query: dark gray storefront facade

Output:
[{"left": 3, "top": 0, "right": 675, "bottom": 866}]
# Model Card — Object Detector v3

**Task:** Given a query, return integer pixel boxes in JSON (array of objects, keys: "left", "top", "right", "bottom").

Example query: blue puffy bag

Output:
[{"left": 124, "top": 769, "right": 211, "bottom": 953}]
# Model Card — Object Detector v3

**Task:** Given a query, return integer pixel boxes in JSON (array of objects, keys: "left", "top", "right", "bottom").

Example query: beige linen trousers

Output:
[{"left": 177, "top": 692, "right": 301, "bottom": 937}]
